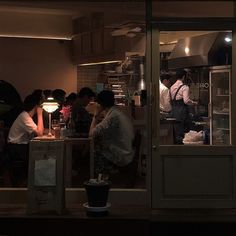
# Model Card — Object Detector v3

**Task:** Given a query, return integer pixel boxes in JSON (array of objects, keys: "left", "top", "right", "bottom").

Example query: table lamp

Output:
[{"left": 42, "top": 97, "right": 59, "bottom": 136}]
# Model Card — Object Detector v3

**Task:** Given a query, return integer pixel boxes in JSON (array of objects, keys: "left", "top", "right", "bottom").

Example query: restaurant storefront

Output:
[{"left": 0, "top": 1, "right": 235, "bottom": 213}]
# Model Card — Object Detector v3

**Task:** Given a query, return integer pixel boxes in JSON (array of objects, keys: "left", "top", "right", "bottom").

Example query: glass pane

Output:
[
  {"left": 159, "top": 31, "right": 232, "bottom": 146},
  {"left": 210, "top": 67, "right": 231, "bottom": 145},
  {"left": 73, "top": 1, "right": 146, "bottom": 189},
  {"left": 0, "top": 1, "right": 146, "bottom": 190},
  {"left": 153, "top": 1, "right": 233, "bottom": 18}
]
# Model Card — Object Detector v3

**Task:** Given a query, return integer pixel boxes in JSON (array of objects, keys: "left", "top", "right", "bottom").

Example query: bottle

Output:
[
  {"left": 60, "top": 125, "right": 67, "bottom": 139},
  {"left": 67, "top": 112, "right": 75, "bottom": 136},
  {"left": 59, "top": 114, "right": 67, "bottom": 138},
  {"left": 59, "top": 114, "right": 66, "bottom": 129}
]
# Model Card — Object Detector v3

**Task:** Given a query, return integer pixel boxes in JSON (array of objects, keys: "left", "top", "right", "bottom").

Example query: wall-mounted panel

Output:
[{"left": 163, "top": 155, "right": 233, "bottom": 199}]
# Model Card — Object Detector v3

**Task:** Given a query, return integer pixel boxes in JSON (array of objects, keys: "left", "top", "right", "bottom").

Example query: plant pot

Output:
[{"left": 84, "top": 180, "right": 111, "bottom": 207}]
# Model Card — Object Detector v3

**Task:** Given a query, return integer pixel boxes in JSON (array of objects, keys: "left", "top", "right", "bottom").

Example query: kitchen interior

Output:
[
  {"left": 160, "top": 30, "right": 232, "bottom": 146},
  {"left": 0, "top": 2, "right": 233, "bottom": 190}
]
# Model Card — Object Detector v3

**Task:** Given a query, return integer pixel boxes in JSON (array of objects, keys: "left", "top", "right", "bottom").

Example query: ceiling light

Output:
[
  {"left": 224, "top": 37, "right": 232, "bottom": 43},
  {"left": 42, "top": 97, "right": 59, "bottom": 137},
  {"left": 185, "top": 47, "right": 190, "bottom": 54}
]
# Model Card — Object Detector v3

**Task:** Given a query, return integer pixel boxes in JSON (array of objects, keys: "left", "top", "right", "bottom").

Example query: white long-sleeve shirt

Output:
[
  {"left": 159, "top": 80, "right": 172, "bottom": 112},
  {"left": 170, "top": 80, "right": 195, "bottom": 105}
]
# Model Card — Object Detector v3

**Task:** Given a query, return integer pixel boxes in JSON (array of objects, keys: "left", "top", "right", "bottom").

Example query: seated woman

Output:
[
  {"left": 89, "top": 90, "right": 134, "bottom": 178},
  {"left": 7, "top": 94, "right": 44, "bottom": 186}
]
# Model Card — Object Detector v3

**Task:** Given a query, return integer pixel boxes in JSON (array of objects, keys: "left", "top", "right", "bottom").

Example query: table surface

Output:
[{"left": 33, "top": 136, "right": 92, "bottom": 141}]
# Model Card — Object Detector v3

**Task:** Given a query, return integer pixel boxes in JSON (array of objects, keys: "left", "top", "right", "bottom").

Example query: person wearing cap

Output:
[{"left": 170, "top": 69, "right": 197, "bottom": 144}]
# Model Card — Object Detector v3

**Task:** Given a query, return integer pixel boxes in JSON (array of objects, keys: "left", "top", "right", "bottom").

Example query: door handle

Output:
[
  {"left": 152, "top": 145, "right": 157, "bottom": 150},
  {"left": 151, "top": 83, "right": 158, "bottom": 138}
]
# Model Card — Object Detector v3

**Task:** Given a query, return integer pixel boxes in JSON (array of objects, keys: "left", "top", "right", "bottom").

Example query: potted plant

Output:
[{"left": 84, "top": 174, "right": 111, "bottom": 216}]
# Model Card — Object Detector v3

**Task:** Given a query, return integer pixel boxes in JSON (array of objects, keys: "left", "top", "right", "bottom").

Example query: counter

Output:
[{"left": 160, "top": 118, "right": 178, "bottom": 145}]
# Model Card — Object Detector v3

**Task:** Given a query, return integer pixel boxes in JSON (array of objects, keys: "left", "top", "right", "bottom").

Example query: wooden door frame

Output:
[{"left": 149, "top": 18, "right": 236, "bottom": 209}]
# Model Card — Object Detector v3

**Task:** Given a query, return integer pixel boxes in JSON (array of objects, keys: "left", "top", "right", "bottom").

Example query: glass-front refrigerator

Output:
[{"left": 210, "top": 65, "right": 231, "bottom": 145}]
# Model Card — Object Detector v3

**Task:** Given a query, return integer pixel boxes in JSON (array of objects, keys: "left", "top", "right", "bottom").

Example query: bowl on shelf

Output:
[{"left": 105, "top": 70, "right": 116, "bottom": 74}]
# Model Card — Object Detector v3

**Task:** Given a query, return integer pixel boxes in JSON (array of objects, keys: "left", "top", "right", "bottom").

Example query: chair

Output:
[
  {"left": 110, "top": 129, "right": 142, "bottom": 188},
  {"left": 5, "top": 143, "right": 29, "bottom": 187}
]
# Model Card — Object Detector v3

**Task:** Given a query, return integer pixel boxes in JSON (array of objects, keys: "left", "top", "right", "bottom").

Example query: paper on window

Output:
[{"left": 34, "top": 156, "right": 56, "bottom": 186}]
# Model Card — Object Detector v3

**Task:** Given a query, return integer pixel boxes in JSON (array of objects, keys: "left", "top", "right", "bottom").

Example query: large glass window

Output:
[
  {"left": 0, "top": 1, "right": 146, "bottom": 190},
  {"left": 159, "top": 31, "right": 232, "bottom": 146}
]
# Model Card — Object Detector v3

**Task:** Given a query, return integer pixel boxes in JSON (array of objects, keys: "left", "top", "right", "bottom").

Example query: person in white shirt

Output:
[
  {"left": 160, "top": 73, "right": 172, "bottom": 113},
  {"left": 170, "top": 69, "right": 197, "bottom": 144},
  {"left": 7, "top": 94, "right": 44, "bottom": 186},
  {"left": 8, "top": 94, "right": 44, "bottom": 144},
  {"left": 89, "top": 90, "right": 134, "bottom": 176}
]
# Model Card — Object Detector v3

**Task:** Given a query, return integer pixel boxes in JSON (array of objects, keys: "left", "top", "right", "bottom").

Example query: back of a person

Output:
[
  {"left": 72, "top": 102, "right": 92, "bottom": 135},
  {"left": 170, "top": 80, "right": 184, "bottom": 101},
  {"left": 115, "top": 107, "right": 134, "bottom": 152},
  {"left": 8, "top": 111, "right": 36, "bottom": 144},
  {"left": 102, "top": 107, "right": 134, "bottom": 167},
  {"left": 7, "top": 111, "right": 36, "bottom": 186},
  {"left": 72, "top": 87, "right": 95, "bottom": 136}
]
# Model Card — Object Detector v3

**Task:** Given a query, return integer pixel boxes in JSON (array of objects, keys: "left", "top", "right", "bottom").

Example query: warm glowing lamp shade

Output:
[{"left": 42, "top": 97, "right": 59, "bottom": 136}]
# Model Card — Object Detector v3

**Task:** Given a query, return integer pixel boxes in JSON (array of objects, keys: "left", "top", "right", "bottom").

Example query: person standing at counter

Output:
[
  {"left": 7, "top": 94, "right": 44, "bottom": 186},
  {"left": 170, "top": 69, "right": 197, "bottom": 144},
  {"left": 89, "top": 90, "right": 134, "bottom": 177},
  {"left": 160, "top": 73, "right": 172, "bottom": 114}
]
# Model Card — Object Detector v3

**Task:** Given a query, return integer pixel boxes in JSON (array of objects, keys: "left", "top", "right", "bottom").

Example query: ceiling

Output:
[{"left": 0, "top": 1, "right": 233, "bottom": 43}]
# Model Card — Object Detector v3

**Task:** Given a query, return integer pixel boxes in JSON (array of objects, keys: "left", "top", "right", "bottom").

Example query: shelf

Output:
[
  {"left": 213, "top": 111, "right": 229, "bottom": 115},
  {"left": 108, "top": 81, "right": 125, "bottom": 84},
  {"left": 105, "top": 73, "right": 138, "bottom": 76},
  {"left": 115, "top": 95, "right": 126, "bottom": 98},
  {"left": 215, "top": 94, "right": 229, "bottom": 97},
  {"left": 216, "top": 128, "right": 230, "bottom": 131}
]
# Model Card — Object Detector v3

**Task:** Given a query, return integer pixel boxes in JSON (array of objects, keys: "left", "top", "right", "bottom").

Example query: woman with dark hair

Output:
[{"left": 89, "top": 90, "right": 134, "bottom": 176}]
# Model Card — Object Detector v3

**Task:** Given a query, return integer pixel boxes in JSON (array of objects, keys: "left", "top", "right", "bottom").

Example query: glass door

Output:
[{"left": 151, "top": 19, "right": 236, "bottom": 209}]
